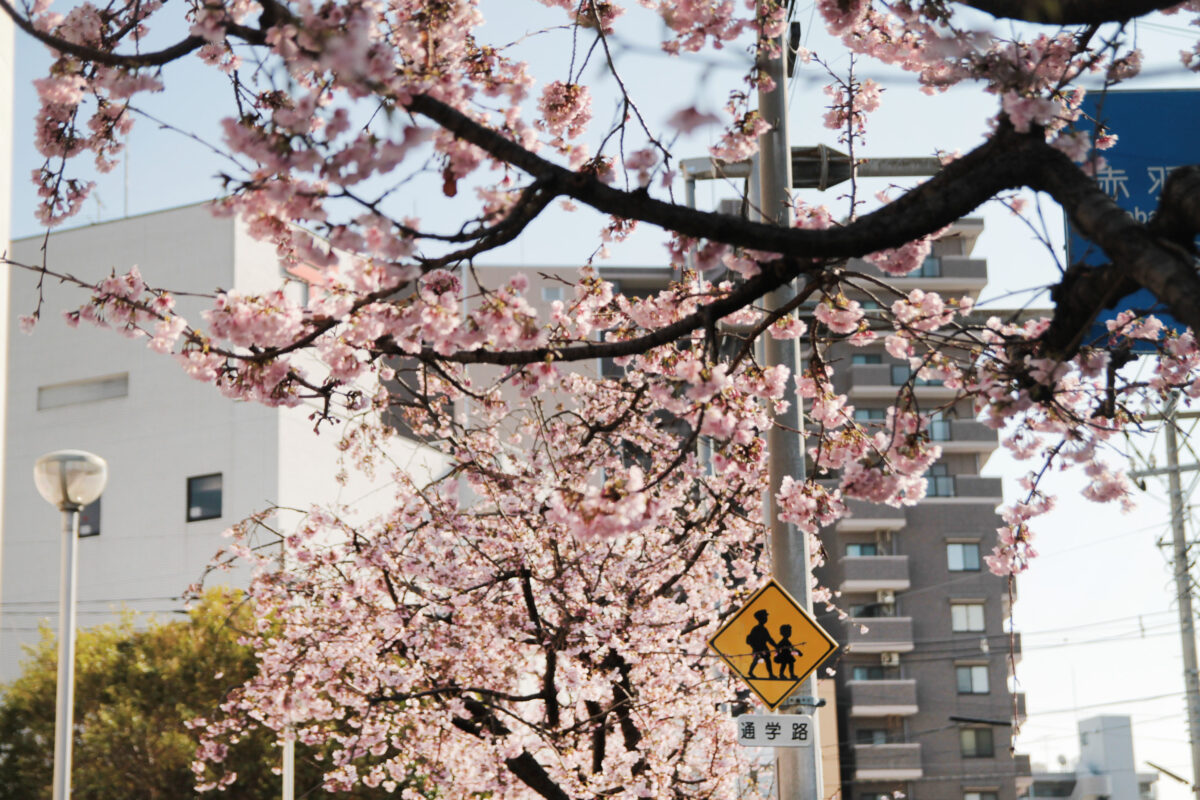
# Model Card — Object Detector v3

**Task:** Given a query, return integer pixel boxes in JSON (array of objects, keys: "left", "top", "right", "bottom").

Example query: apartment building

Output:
[
  {"left": 816, "top": 220, "right": 1032, "bottom": 800},
  {"left": 0, "top": 204, "right": 444, "bottom": 681}
]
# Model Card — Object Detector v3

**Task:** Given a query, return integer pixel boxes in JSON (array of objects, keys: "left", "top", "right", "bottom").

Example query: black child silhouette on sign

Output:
[
  {"left": 773, "top": 624, "right": 800, "bottom": 680},
  {"left": 746, "top": 609, "right": 777, "bottom": 679}
]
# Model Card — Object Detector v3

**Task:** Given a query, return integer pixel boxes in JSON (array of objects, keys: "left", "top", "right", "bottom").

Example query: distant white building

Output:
[
  {"left": 1024, "top": 716, "right": 1158, "bottom": 800},
  {"left": 0, "top": 203, "right": 444, "bottom": 680}
]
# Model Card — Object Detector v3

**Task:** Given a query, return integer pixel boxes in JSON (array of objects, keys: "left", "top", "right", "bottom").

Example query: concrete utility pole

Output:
[
  {"left": 1132, "top": 396, "right": 1200, "bottom": 797},
  {"left": 1161, "top": 398, "right": 1200, "bottom": 797},
  {"left": 755, "top": 8, "right": 823, "bottom": 800}
]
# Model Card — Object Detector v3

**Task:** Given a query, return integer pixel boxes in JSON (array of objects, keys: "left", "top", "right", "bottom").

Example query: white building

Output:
[
  {"left": 0, "top": 203, "right": 443, "bottom": 680},
  {"left": 1024, "top": 716, "right": 1158, "bottom": 800}
]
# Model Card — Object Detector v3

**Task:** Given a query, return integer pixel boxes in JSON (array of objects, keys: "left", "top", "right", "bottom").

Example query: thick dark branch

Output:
[
  {"left": 405, "top": 255, "right": 815, "bottom": 366},
  {"left": 371, "top": 686, "right": 544, "bottom": 705},
  {"left": 1031, "top": 148, "right": 1200, "bottom": 355},
  {"left": 406, "top": 93, "right": 1030, "bottom": 258},
  {"left": 1149, "top": 165, "right": 1200, "bottom": 249},
  {"left": 451, "top": 699, "right": 573, "bottom": 800},
  {"left": 958, "top": 0, "right": 1178, "bottom": 24}
]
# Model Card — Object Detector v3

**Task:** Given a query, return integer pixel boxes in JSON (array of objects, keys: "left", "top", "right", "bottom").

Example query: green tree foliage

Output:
[{"left": 0, "top": 589, "right": 393, "bottom": 799}]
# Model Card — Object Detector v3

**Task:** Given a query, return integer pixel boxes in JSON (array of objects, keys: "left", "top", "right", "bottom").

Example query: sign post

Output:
[{"left": 708, "top": 579, "right": 839, "bottom": 712}]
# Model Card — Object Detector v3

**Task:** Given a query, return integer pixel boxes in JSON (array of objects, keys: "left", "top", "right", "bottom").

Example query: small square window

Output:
[
  {"left": 852, "top": 665, "right": 885, "bottom": 680},
  {"left": 854, "top": 408, "right": 887, "bottom": 422},
  {"left": 542, "top": 287, "right": 565, "bottom": 303},
  {"left": 78, "top": 498, "right": 101, "bottom": 538},
  {"left": 928, "top": 463, "right": 956, "bottom": 497},
  {"left": 965, "top": 793, "right": 998, "bottom": 800},
  {"left": 956, "top": 664, "right": 990, "bottom": 694},
  {"left": 847, "top": 543, "right": 880, "bottom": 557},
  {"left": 948, "top": 542, "right": 981, "bottom": 571},
  {"left": 852, "top": 353, "right": 883, "bottom": 365},
  {"left": 952, "top": 602, "right": 986, "bottom": 632},
  {"left": 855, "top": 729, "right": 889, "bottom": 745},
  {"left": 960, "top": 728, "right": 994, "bottom": 757},
  {"left": 187, "top": 474, "right": 223, "bottom": 522}
]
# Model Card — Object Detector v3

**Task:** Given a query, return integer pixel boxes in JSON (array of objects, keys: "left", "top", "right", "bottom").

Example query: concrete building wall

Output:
[
  {"left": 1, "top": 207, "right": 283, "bottom": 679},
  {"left": 815, "top": 226, "right": 1029, "bottom": 800},
  {"left": 1078, "top": 716, "right": 1138, "bottom": 800},
  {"left": 0, "top": 205, "right": 448, "bottom": 680}
]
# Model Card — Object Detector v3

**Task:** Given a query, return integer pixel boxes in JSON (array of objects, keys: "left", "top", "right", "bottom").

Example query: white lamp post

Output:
[{"left": 33, "top": 450, "right": 107, "bottom": 800}]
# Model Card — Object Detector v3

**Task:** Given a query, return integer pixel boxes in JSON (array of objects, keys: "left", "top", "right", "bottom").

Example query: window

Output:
[
  {"left": 928, "top": 463, "right": 955, "bottom": 497},
  {"left": 855, "top": 729, "right": 889, "bottom": 745},
  {"left": 952, "top": 603, "right": 986, "bottom": 632},
  {"left": 930, "top": 411, "right": 952, "bottom": 441},
  {"left": 542, "top": 286, "right": 565, "bottom": 303},
  {"left": 847, "top": 543, "right": 880, "bottom": 557},
  {"left": 852, "top": 353, "right": 883, "bottom": 365},
  {"left": 852, "top": 665, "right": 885, "bottom": 680},
  {"left": 965, "top": 792, "right": 998, "bottom": 800},
  {"left": 956, "top": 664, "right": 990, "bottom": 694},
  {"left": 960, "top": 728, "right": 994, "bottom": 757},
  {"left": 187, "top": 474, "right": 223, "bottom": 522},
  {"left": 78, "top": 498, "right": 101, "bottom": 538},
  {"left": 851, "top": 602, "right": 894, "bottom": 619},
  {"left": 38, "top": 373, "right": 129, "bottom": 410},
  {"left": 915, "top": 255, "right": 942, "bottom": 278},
  {"left": 947, "top": 542, "right": 981, "bottom": 571},
  {"left": 854, "top": 408, "right": 887, "bottom": 422},
  {"left": 891, "top": 365, "right": 944, "bottom": 387}
]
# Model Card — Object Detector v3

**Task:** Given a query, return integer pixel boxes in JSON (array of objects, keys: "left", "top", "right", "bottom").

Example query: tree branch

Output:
[
  {"left": 1031, "top": 147, "right": 1200, "bottom": 355},
  {"left": 959, "top": 0, "right": 1180, "bottom": 24}
]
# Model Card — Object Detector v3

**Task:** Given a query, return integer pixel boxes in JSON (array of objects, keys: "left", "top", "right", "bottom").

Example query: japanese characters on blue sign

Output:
[
  {"left": 734, "top": 714, "right": 814, "bottom": 747},
  {"left": 1067, "top": 89, "right": 1200, "bottom": 336}
]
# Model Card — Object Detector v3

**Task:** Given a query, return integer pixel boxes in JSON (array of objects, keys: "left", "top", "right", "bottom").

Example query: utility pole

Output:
[
  {"left": 756, "top": 7, "right": 823, "bottom": 800},
  {"left": 1161, "top": 397, "right": 1200, "bottom": 797},
  {"left": 1132, "top": 395, "right": 1200, "bottom": 796}
]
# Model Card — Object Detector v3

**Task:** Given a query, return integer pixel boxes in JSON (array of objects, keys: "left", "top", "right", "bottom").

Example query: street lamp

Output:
[{"left": 33, "top": 450, "right": 107, "bottom": 800}]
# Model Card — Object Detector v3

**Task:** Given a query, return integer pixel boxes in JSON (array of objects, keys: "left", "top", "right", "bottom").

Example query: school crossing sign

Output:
[{"left": 708, "top": 579, "right": 839, "bottom": 710}]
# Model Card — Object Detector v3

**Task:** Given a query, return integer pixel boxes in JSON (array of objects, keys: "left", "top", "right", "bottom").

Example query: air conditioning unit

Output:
[
  {"left": 880, "top": 652, "right": 900, "bottom": 667},
  {"left": 876, "top": 589, "right": 896, "bottom": 605}
]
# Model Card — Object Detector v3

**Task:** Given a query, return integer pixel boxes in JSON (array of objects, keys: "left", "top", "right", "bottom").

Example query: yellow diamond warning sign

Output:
[{"left": 709, "top": 579, "right": 839, "bottom": 710}]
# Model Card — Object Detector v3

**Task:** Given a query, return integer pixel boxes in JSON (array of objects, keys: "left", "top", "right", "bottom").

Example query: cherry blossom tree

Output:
[{"left": 4, "top": 0, "right": 1200, "bottom": 796}]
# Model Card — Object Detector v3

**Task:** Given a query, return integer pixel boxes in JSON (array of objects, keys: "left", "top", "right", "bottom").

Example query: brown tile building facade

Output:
[{"left": 815, "top": 220, "right": 1031, "bottom": 800}]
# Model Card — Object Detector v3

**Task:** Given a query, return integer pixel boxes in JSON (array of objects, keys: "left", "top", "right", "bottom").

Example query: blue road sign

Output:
[{"left": 1066, "top": 89, "right": 1200, "bottom": 341}]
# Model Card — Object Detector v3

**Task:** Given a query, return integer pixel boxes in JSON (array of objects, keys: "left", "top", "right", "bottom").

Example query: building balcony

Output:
[
  {"left": 835, "top": 498, "right": 906, "bottom": 533},
  {"left": 846, "top": 616, "right": 914, "bottom": 653},
  {"left": 935, "top": 419, "right": 999, "bottom": 455},
  {"left": 1007, "top": 631, "right": 1023, "bottom": 665},
  {"left": 854, "top": 743, "right": 923, "bottom": 781},
  {"left": 874, "top": 256, "right": 989, "bottom": 294},
  {"left": 923, "top": 475, "right": 1003, "bottom": 502},
  {"left": 1013, "top": 691, "right": 1027, "bottom": 724},
  {"left": 845, "top": 363, "right": 959, "bottom": 401},
  {"left": 848, "top": 679, "right": 919, "bottom": 717},
  {"left": 841, "top": 555, "right": 911, "bottom": 593}
]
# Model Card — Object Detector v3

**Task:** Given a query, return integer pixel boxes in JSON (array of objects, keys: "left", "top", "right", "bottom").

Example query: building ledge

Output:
[{"left": 850, "top": 704, "right": 919, "bottom": 717}]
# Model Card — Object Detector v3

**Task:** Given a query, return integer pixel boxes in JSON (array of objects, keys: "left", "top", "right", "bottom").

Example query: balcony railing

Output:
[
  {"left": 848, "top": 679, "right": 919, "bottom": 716},
  {"left": 854, "top": 743, "right": 923, "bottom": 780},
  {"left": 836, "top": 498, "right": 907, "bottom": 532},
  {"left": 846, "top": 616, "right": 914, "bottom": 653},
  {"left": 841, "top": 555, "right": 911, "bottom": 593}
]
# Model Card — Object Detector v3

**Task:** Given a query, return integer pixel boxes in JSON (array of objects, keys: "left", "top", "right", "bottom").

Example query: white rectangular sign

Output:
[{"left": 735, "top": 714, "right": 814, "bottom": 747}]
